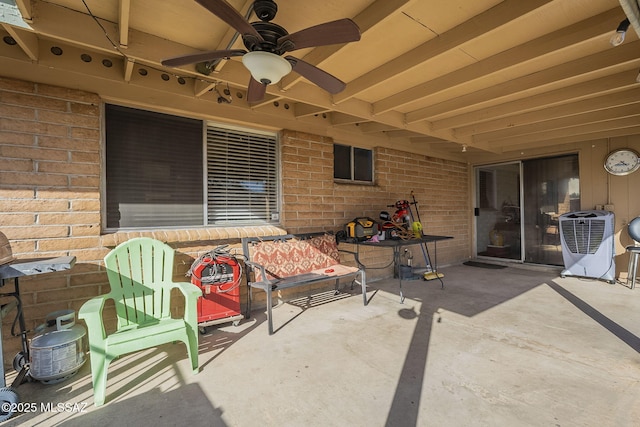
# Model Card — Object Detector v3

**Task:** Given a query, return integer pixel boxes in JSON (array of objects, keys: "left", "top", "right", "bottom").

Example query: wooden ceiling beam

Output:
[
  {"left": 493, "top": 125, "right": 640, "bottom": 153},
  {"left": 410, "top": 136, "right": 446, "bottom": 144},
  {"left": 280, "top": 0, "right": 413, "bottom": 90},
  {"left": 118, "top": 0, "right": 131, "bottom": 49},
  {"left": 14, "top": 0, "right": 32, "bottom": 23},
  {"left": 357, "top": 122, "right": 397, "bottom": 133},
  {"left": 216, "top": 0, "right": 253, "bottom": 51},
  {"left": 406, "top": 41, "right": 640, "bottom": 124},
  {"left": 373, "top": 8, "right": 622, "bottom": 115},
  {"left": 474, "top": 103, "right": 640, "bottom": 144},
  {"left": 485, "top": 116, "right": 640, "bottom": 148},
  {"left": 295, "top": 103, "right": 329, "bottom": 118},
  {"left": 456, "top": 87, "right": 640, "bottom": 137},
  {"left": 384, "top": 130, "right": 423, "bottom": 138},
  {"left": 23, "top": 1, "right": 123, "bottom": 54},
  {"left": 123, "top": 57, "right": 134, "bottom": 81},
  {"left": 333, "top": 0, "right": 553, "bottom": 104},
  {"left": 248, "top": 94, "right": 282, "bottom": 109},
  {"left": 0, "top": 0, "right": 474, "bottom": 146},
  {"left": 194, "top": 79, "right": 216, "bottom": 97},
  {"left": 212, "top": 0, "right": 253, "bottom": 73},
  {"left": 330, "top": 112, "right": 364, "bottom": 126},
  {"left": 1, "top": 24, "right": 38, "bottom": 61},
  {"left": 434, "top": 69, "right": 640, "bottom": 131}
]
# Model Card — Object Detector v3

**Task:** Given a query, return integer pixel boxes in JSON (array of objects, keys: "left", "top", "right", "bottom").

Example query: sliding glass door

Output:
[
  {"left": 522, "top": 155, "right": 580, "bottom": 265},
  {"left": 475, "top": 154, "right": 580, "bottom": 265},
  {"left": 475, "top": 163, "right": 522, "bottom": 260}
]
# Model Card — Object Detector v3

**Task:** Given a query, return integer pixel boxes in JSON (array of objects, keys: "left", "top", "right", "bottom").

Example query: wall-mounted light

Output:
[
  {"left": 462, "top": 144, "right": 467, "bottom": 152},
  {"left": 610, "top": 18, "right": 630, "bottom": 46}
]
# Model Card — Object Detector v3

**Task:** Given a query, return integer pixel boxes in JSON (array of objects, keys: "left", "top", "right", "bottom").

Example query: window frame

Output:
[
  {"left": 333, "top": 143, "right": 374, "bottom": 184},
  {"left": 101, "top": 103, "right": 281, "bottom": 231}
]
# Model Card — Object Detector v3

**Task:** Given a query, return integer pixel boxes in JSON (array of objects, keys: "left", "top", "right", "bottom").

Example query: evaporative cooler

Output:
[{"left": 559, "top": 210, "right": 615, "bottom": 283}]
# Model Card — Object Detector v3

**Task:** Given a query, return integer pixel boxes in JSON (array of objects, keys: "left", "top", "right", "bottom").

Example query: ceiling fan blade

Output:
[
  {"left": 285, "top": 56, "right": 346, "bottom": 94},
  {"left": 162, "top": 49, "right": 246, "bottom": 67},
  {"left": 195, "top": 0, "right": 263, "bottom": 41},
  {"left": 278, "top": 19, "right": 360, "bottom": 52},
  {"left": 247, "top": 77, "right": 267, "bottom": 103}
]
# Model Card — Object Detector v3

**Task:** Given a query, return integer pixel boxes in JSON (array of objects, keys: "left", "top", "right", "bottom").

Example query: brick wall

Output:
[
  {"left": 0, "top": 77, "right": 107, "bottom": 358},
  {"left": 281, "top": 130, "right": 469, "bottom": 276},
  {"left": 0, "top": 77, "right": 469, "bottom": 357}
]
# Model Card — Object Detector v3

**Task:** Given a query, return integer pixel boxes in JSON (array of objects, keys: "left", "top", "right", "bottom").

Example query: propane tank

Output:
[{"left": 29, "top": 310, "right": 87, "bottom": 384}]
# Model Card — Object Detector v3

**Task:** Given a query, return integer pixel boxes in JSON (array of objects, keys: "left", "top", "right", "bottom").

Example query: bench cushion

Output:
[
  {"left": 249, "top": 234, "right": 340, "bottom": 281},
  {"left": 306, "top": 234, "right": 340, "bottom": 262}
]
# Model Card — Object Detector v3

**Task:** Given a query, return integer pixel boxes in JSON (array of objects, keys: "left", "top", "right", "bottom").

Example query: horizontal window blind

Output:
[{"left": 206, "top": 126, "right": 278, "bottom": 224}]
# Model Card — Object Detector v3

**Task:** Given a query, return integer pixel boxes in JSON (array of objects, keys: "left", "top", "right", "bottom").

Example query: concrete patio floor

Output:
[{"left": 3, "top": 262, "right": 640, "bottom": 427}]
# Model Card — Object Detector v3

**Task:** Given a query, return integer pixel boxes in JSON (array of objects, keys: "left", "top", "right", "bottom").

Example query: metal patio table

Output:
[{"left": 353, "top": 235, "right": 452, "bottom": 303}]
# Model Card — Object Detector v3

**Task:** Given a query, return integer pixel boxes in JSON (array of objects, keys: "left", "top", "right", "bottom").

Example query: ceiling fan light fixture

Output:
[{"left": 242, "top": 51, "right": 291, "bottom": 85}]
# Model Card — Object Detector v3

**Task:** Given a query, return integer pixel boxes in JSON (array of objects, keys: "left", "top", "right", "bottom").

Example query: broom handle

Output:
[
  {"left": 407, "top": 192, "right": 431, "bottom": 268},
  {"left": 410, "top": 191, "right": 423, "bottom": 226},
  {"left": 410, "top": 191, "right": 444, "bottom": 288}
]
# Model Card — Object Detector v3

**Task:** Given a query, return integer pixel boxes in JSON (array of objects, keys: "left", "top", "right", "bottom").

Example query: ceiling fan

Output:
[{"left": 161, "top": 0, "right": 361, "bottom": 103}]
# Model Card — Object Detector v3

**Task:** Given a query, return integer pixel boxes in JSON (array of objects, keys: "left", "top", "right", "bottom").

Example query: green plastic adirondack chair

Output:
[{"left": 78, "top": 237, "right": 202, "bottom": 406}]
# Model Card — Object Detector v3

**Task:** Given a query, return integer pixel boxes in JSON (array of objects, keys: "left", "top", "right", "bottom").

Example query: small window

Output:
[{"left": 334, "top": 144, "right": 373, "bottom": 183}]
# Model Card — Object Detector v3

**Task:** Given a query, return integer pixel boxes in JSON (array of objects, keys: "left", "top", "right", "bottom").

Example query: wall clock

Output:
[{"left": 604, "top": 148, "right": 640, "bottom": 176}]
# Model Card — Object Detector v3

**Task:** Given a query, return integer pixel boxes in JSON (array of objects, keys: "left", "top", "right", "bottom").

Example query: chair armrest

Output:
[
  {"left": 172, "top": 282, "right": 203, "bottom": 299},
  {"left": 169, "top": 282, "right": 202, "bottom": 327},
  {"left": 78, "top": 295, "right": 109, "bottom": 340},
  {"left": 244, "top": 260, "right": 273, "bottom": 289},
  {"left": 245, "top": 260, "right": 266, "bottom": 278}
]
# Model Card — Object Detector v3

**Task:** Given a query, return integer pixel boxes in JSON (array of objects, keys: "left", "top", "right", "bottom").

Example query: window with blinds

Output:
[
  {"left": 206, "top": 125, "right": 279, "bottom": 225},
  {"left": 105, "top": 104, "right": 279, "bottom": 229}
]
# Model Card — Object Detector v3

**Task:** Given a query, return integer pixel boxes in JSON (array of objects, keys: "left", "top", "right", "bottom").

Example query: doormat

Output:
[{"left": 463, "top": 261, "right": 507, "bottom": 269}]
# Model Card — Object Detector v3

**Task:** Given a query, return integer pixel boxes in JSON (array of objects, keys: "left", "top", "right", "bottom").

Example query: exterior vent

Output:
[{"left": 560, "top": 219, "right": 605, "bottom": 254}]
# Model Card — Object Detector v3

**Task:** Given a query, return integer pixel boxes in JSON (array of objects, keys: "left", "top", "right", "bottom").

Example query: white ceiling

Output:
[{"left": 1, "top": 0, "right": 639, "bottom": 158}]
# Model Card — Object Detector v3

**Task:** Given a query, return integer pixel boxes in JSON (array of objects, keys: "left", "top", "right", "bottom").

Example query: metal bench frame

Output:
[{"left": 242, "top": 233, "right": 366, "bottom": 334}]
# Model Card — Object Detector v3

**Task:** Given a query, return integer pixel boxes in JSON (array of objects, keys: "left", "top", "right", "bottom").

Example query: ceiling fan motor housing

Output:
[
  {"left": 253, "top": 0, "right": 278, "bottom": 22},
  {"left": 244, "top": 21, "right": 290, "bottom": 54}
]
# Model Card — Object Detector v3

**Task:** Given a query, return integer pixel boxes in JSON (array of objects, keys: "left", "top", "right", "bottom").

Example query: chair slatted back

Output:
[{"left": 105, "top": 237, "right": 174, "bottom": 328}]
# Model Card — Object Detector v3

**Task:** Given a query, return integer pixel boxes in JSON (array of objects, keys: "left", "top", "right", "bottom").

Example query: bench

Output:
[{"left": 242, "top": 233, "right": 366, "bottom": 335}]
